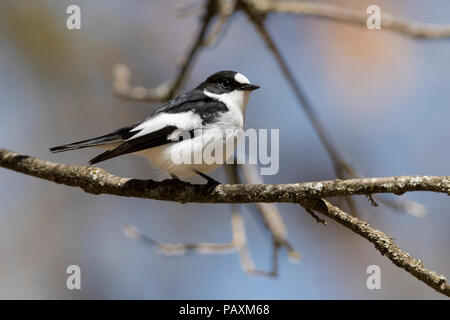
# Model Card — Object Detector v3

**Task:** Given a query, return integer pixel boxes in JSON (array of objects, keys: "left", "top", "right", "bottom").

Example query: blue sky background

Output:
[{"left": 0, "top": 0, "right": 449, "bottom": 299}]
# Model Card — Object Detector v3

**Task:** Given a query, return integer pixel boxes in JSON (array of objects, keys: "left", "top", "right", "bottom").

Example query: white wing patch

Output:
[
  {"left": 234, "top": 73, "right": 250, "bottom": 84},
  {"left": 129, "top": 111, "right": 202, "bottom": 139}
]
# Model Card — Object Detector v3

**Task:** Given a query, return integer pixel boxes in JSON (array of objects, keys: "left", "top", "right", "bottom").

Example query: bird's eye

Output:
[{"left": 222, "top": 80, "right": 231, "bottom": 88}]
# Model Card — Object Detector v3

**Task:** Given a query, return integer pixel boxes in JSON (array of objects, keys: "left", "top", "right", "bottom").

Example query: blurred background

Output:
[{"left": 0, "top": 0, "right": 449, "bottom": 299}]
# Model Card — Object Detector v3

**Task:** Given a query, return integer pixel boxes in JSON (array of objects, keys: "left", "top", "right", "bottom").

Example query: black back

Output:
[{"left": 152, "top": 89, "right": 228, "bottom": 124}]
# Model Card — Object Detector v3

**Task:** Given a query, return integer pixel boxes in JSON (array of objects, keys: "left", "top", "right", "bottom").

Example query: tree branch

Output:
[
  {"left": 251, "top": 0, "right": 450, "bottom": 39},
  {"left": 202, "top": 0, "right": 236, "bottom": 47},
  {"left": 236, "top": 164, "right": 300, "bottom": 261},
  {"left": 1, "top": 148, "right": 448, "bottom": 203},
  {"left": 123, "top": 224, "right": 236, "bottom": 255}
]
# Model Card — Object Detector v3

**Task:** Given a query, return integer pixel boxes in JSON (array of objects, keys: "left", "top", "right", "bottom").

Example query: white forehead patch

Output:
[{"left": 234, "top": 73, "right": 250, "bottom": 84}]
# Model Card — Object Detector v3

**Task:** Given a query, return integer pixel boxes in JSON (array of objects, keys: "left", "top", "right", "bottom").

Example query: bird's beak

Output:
[{"left": 241, "top": 84, "right": 260, "bottom": 91}]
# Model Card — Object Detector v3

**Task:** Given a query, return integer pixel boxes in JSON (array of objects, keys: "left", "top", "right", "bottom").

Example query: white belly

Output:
[{"left": 137, "top": 125, "right": 241, "bottom": 178}]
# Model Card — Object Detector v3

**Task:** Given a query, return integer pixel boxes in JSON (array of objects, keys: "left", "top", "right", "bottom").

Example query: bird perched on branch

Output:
[{"left": 50, "top": 70, "right": 259, "bottom": 187}]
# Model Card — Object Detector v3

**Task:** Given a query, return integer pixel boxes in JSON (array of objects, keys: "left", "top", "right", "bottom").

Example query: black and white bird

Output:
[{"left": 50, "top": 70, "right": 259, "bottom": 185}]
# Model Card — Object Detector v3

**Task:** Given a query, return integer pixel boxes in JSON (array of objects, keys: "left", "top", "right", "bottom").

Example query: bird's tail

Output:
[
  {"left": 49, "top": 135, "right": 122, "bottom": 153},
  {"left": 49, "top": 123, "right": 139, "bottom": 153}
]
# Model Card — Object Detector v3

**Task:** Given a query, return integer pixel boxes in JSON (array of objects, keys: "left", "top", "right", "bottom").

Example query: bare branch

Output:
[
  {"left": 303, "top": 199, "right": 450, "bottom": 296},
  {"left": 225, "top": 164, "right": 277, "bottom": 276},
  {"left": 225, "top": 164, "right": 294, "bottom": 277},
  {"left": 113, "top": 0, "right": 219, "bottom": 102},
  {"left": 250, "top": 0, "right": 450, "bottom": 39},
  {"left": 304, "top": 207, "right": 327, "bottom": 225},
  {"left": 112, "top": 64, "right": 172, "bottom": 102},
  {"left": 123, "top": 224, "right": 236, "bottom": 255},
  {"left": 202, "top": 0, "right": 236, "bottom": 47},
  {"left": 376, "top": 196, "right": 427, "bottom": 218},
  {"left": 238, "top": 164, "right": 300, "bottom": 261},
  {"left": 1, "top": 148, "right": 448, "bottom": 204},
  {"left": 230, "top": 203, "right": 276, "bottom": 277}
]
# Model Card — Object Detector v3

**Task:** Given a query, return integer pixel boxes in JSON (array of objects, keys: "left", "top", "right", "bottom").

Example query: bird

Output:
[{"left": 50, "top": 70, "right": 259, "bottom": 187}]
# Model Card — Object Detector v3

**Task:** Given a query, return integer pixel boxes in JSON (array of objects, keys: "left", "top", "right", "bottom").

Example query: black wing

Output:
[{"left": 88, "top": 125, "right": 183, "bottom": 164}]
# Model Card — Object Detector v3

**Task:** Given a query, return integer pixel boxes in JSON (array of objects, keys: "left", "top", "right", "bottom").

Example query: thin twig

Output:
[
  {"left": 226, "top": 163, "right": 294, "bottom": 276},
  {"left": 113, "top": 0, "right": 219, "bottom": 102},
  {"left": 366, "top": 194, "right": 379, "bottom": 207},
  {"left": 304, "top": 208, "right": 327, "bottom": 225},
  {"left": 375, "top": 196, "right": 427, "bottom": 218},
  {"left": 124, "top": 205, "right": 273, "bottom": 276},
  {"left": 123, "top": 224, "right": 236, "bottom": 255},
  {"left": 231, "top": 203, "right": 275, "bottom": 276},
  {"left": 202, "top": 0, "right": 236, "bottom": 47}
]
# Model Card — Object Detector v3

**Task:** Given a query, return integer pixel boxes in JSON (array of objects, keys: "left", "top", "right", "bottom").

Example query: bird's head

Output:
[
  {"left": 196, "top": 70, "right": 259, "bottom": 94},
  {"left": 197, "top": 71, "right": 259, "bottom": 112}
]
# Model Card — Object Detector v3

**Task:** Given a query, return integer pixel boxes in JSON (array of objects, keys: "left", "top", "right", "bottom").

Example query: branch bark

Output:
[{"left": 1, "top": 148, "right": 449, "bottom": 203}]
